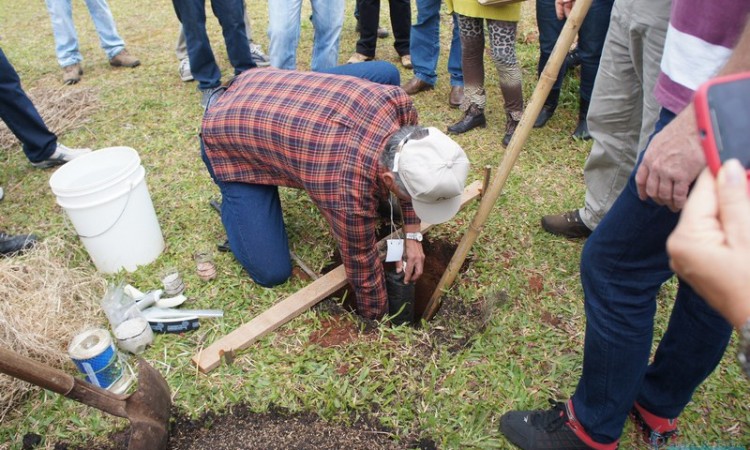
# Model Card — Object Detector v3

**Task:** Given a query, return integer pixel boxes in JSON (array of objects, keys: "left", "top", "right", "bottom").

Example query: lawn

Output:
[{"left": 0, "top": 1, "right": 748, "bottom": 449}]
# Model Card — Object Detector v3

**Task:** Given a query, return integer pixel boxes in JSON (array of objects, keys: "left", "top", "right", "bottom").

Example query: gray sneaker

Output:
[
  {"left": 249, "top": 42, "right": 270, "bottom": 67},
  {"left": 31, "top": 144, "right": 92, "bottom": 169},
  {"left": 200, "top": 87, "right": 224, "bottom": 109},
  {"left": 178, "top": 58, "right": 194, "bottom": 82}
]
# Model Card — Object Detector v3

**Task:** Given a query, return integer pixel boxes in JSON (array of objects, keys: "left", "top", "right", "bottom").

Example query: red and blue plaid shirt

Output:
[{"left": 202, "top": 68, "right": 420, "bottom": 319}]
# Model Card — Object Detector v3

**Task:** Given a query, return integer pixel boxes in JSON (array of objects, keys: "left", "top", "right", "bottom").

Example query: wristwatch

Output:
[
  {"left": 738, "top": 318, "right": 750, "bottom": 379},
  {"left": 405, "top": 232, "right": 423, "bottom": 242}
]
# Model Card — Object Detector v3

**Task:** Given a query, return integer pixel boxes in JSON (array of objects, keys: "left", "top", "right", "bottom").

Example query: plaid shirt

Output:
[{"left": 202, "top": 69, "right": 419, "bottom": 319}]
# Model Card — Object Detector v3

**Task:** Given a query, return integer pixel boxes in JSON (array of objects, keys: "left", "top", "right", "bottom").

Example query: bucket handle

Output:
[{"left": 75, "top": 179, "right": 136, "bottom": 239}]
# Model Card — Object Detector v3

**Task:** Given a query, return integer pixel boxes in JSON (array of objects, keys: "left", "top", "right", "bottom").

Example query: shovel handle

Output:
[{"left": 0, "top": 346, "right": 128, "bottom": 418}]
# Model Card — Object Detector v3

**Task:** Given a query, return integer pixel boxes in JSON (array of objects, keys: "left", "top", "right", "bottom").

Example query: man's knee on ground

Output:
[{"left": 247, "top": 263, "right": 292, "bottom": 288}]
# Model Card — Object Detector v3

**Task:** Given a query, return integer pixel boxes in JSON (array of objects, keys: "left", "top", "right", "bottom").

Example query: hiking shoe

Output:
[
  {"left": 630, "top": 402, "right": 678, "bottom": 448},
  {"left": 249, "top": 42, "right": 271, "bottom": 67},
  {"left": 62, "top": 63, "right": 82, "bottom": 85},
  {"left": 31, "top": 143, "right": 92, "bottom": 169},
  {"left": 500, "top": 400, "right": 619, "bottom": 450},
  {"left": 0, "top": 231, "right": 37, "bottom": 256},
  {"left": 541, "top": 210, "right": 592, "bottom": 239},
  {"left": 109, "top": 49, "right": 140, "bottom": 68},
  {"left": 178, "top": 58, "right": 194, "bottom": 82},
  {"left": 347, "top": 52, "right": 373, "bottom": 64}
]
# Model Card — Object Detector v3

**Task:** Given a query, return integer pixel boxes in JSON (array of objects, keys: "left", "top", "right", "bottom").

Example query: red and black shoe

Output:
[
  {"left": 629, "top": 402, "right": 679, "bottom": 448},
  {"left": 500, "top": 399, "right": 619, "bottom": 450}
]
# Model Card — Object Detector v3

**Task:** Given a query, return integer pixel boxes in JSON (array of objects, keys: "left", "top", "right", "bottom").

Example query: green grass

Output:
[{"left": 1, "top": 1, "right": 749, "bottom": 449}]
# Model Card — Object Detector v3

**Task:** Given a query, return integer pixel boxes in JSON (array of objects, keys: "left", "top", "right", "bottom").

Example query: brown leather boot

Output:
[
  {"left": 447, "top": 104, "right": 486, "bottom": 135},
  {"left": 502, "top": 112, "right": 520, "bottom": 147}
]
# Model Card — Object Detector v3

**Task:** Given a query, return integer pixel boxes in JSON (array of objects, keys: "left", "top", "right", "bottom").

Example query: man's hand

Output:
[
  {"left": 635, "top": 105, "right": 705, "bottom": 211},
  {"left": 555, "top": 0, "right": 575, "bottom": 19},
  {"left": 397, "top": 238, "right": 425, "bottom": 284},
  {"left": 667, "top": 160, "right": 750, "bottom": 329}
]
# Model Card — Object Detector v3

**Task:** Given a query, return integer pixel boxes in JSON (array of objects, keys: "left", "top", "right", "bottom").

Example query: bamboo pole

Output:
[{"left": 422, "top": 0, "right": 593, "bottom": 320}]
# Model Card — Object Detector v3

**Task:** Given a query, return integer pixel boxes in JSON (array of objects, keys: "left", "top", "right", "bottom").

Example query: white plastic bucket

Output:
[{"left": 49, "top": 147, "right": 165, "bottom": 273}]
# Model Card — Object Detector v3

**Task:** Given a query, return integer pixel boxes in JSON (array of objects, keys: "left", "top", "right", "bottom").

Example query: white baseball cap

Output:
[{"left": 393, "top": 127, "right": 470, "bottom": 224}]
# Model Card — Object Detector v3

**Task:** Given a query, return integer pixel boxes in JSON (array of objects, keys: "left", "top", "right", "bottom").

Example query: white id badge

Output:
[{"left": 385, "top": 239, "right": 404, "bottom": 262}]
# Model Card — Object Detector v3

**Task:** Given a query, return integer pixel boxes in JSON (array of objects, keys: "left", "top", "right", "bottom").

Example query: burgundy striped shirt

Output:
[{"left": 202, "top": 68, "right": 420, "bottom": 319}]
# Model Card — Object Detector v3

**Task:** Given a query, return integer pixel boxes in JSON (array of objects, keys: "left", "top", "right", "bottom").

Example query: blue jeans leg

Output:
[
  {"left": 576, "top": 0, "right": 614, "bottom": 102},
  {"left": 320, "top": 61, "right": 400, "bottom": 85},
  {"left": 172, "top": 0, "right": 221, "bottom": 89},
  {"left": 410, "top": 0, "right": 441, "bottom": 86},
  {"left": 536, "top": 0, "right": 566, "bottom": 104},
  {"left": 211, "top": 0, "right": 255, "bottom": 75},
  {"left": 83, "top": 0, "right": 126, "bottom": 60},
  {"left": 571, "top": 109, "right": 732, "bottom": 443},
  {"left": 0, "top": 48, "right": 57, "bottom": 163},
  {"left": 45, "top": 0, "right": 83, "bottom": 67},
  {"left": 448, "top": 13, "right": 463, "bottom": 87},
  {"left": 201, "top": 144, "right": 292, "bottom": 286},
  {"left": 267, "top": 0, "right": 303, "bottom": 70},
  {"left": 310, "top": 0, "right": 344, "bottom": 71}
]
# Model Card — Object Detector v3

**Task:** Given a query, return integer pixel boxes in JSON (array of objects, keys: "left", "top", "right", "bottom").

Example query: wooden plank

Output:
[{"left": 193, "top": 181, "right": 482, "bottom": 373}]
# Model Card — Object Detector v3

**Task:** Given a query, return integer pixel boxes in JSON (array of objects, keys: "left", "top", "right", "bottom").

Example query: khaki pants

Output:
[{"left": 579, "top": 0, "right": 670, "bottom": 230}]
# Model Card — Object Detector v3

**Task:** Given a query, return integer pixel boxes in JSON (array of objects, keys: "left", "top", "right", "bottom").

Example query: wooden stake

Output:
[
  {"left": 421, "top": 0, "right": 594, "bottom": 320},
  {"left": 193, "top": 181, "right": 483, "bottom": 373}
]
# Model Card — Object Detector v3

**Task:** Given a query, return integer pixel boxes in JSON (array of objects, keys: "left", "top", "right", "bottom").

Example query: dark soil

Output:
[{"left": 52, "top": 405, "right": 436, "bottom": 450}]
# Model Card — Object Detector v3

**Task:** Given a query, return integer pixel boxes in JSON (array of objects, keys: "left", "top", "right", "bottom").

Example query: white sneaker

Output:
[
  {"left": 178, "top": 58, "right": 194, "bottom": 82},
  {"left": 31, "top": 144, "right": 92, "bottom": 169},
  {"left": 249, "top": 43, "right": 270, "bottom": 67},
  {"left": 0, "top": 186, "right": 4, "bottom": 201}
]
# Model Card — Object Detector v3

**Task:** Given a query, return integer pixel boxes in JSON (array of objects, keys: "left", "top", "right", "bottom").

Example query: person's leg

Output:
[
  {"left": 355, "top": 0, "right": 380, "bottom": 60},
  {"left": 0, "top": 48, "right": 57, "bottom": 163},
  {"left": 267, "top": 0, "right": 302, "bottom": 70},
  {"left": 82, "top": 0, "right": 126, "bottom": 59},
  {"left": 534, "top": 0, "right": 566, "bottom": 124},
  {"left": 571, "top": 109, "right": 682, "bottom": 444},
  {"left": 309, "top": 0, "right": 344, "bottom": 70},
  {"left": 210, "top": 0, "right": 254, "bottom": 75},
  {"left": 447, "top": 14, "right": 486, "bottom": 135},
  {"left": 487, "top": 19, "right": 523, "bottom": 147},
  {"left": 321, "top": 61, "right": 400, "bottom": 85},
  {"left": 580, "top": 0, "right": 669, "bottom": 230},
  {"left": 176, "top": 26, "right": 188, "bottom": 60},
  {"left": 172, "top": 0, "right": 221, "bottom": 89},
  {"left": 409, "top": 0, "right": 441, "bottom": 86},
  {"left": 44, "top": 0, "right": 83, "bottom": 68},
  {"left": 389, "top": 0, "right": 411, "bottom": 57},
  {"left": 201, "top": 144, "right": 291, "bottom": 286},
  {"left": 448, "top": 13, "right": 464, "bottom": 87}
]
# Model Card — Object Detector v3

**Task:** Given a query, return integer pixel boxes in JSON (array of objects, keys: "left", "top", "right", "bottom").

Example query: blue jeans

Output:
[
  {"left": 172, "top": 0, "right": 254, "bottom": 90},
  {"left": 536, "top": 0, "right": 613, "bottom": 105},
  {"left": 320, "top": 61, "right": 400, "bottom": 86},
  {"left": 0, "top": 48, "right": 57, "bottom": 163},
  {"left": 201, "top": 143, "right": 292, "bottom": 286},
  {"left": 410, "top": 0, "right": 463, "bottom": 87},
  {"left": 572, "top": 109, "right": 733, "bottom": 443},
  {"left": 268, "top": 0, "right": 344, "bottom": 71},
  {"left": 45, "top": 0, "right": 126, "bottom": 67}
]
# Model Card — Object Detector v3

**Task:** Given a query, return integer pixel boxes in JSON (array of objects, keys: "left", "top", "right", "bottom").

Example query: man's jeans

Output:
[
  {"left": 267, "top": 0, "right": 344, "bottom": 71},
  {"left": 45, "top": 0, "right": 126, "bottom": 67},
  {"left": 410, "top": 0, "right": 463, "bottom": 87},
  {"left": 536, "top": 0, "right": 613, "bottom": 104},
  {"left": 172, "top": 0, "right": 254, "bottom": 90},
  {"left": 321, "top": 61, "right": 400, "bottom": 86},
  {"left": 0, "top": 48, "right": 57, "bottom": 163},
  {"left": 572, "top": 109, "right": 733, "bottom": 443}
]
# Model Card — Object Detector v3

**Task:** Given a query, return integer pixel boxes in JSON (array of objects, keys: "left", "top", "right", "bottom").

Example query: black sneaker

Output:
[
  {"left": 0, "top": 232, "right": 37, "bottom": 256},
  {"left": 541, "top": 210, "right": 592, "bottom": 239},
  {"left": 500, "top": 400, "right": 618, "bottom": 450},
  {"left": 629, "top": 402, "right": 678, "bottom": 448}
]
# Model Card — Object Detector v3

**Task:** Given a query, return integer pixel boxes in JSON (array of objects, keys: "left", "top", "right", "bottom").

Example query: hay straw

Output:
[
  {"left": 0, "top": 86, "right": 99, "bottom": 150},
  {"left": 0, "top": 237, "right": 107, "bottom": 419}
]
